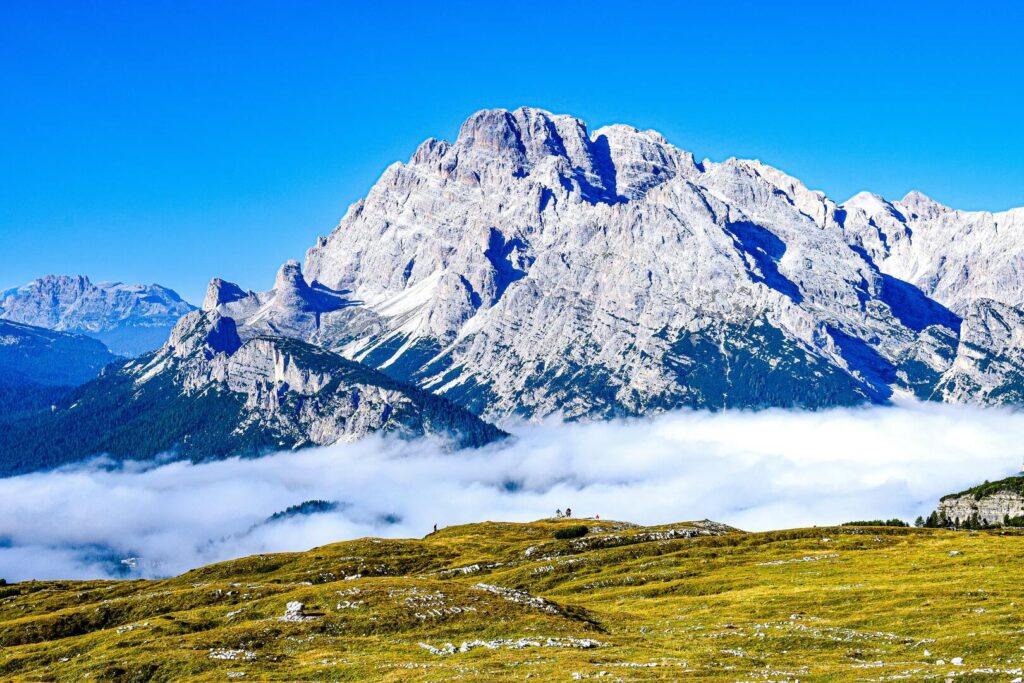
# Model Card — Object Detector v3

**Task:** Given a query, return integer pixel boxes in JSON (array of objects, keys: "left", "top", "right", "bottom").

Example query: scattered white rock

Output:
[
  {"left": 209, "top": 649, "right": 256, "bottom": 661},
  {"left": 419, "top": 637, "right": 605, "bottom": 656},
  {"left": 758, "top": 554, "right": 839, "bottom": 566},
  {"left": 115, "top": 621, "right": 149, "bottom": 635},
  {"left": 279, "top": 601, "right": 318, "bottom": 622},
  {"left": 472, "top": 583, "right": 559, "bottom": 614}
]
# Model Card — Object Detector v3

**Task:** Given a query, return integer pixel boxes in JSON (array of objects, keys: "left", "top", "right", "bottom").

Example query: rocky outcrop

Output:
[
  {"left": 0, "top": 275, "right": 196, "bottom": 356},
  {"left": 279, "top": 601, "right": 317, "bottom": 622},
  {"left": 932, "top": 476, "right": 1024, "bottom": 526},
  {"left": 937, "top": 491, "right": 1024, "bottom": 527},
  {"left": 202, "top": 107, "right": 1024, "bottom": 421},
  {"left": 203, "top": 262, "right": 356, "bottom": 344},
  {"left": 202, "top": 278, "right": 252, "bottom": 311}
]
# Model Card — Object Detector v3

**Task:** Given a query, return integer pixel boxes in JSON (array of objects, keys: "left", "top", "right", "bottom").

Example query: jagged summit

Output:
[
  {"left": 897, "top": 189, "right": 949, "bottom": 220},
  {"left": 272, "top": 260, "right": 323, "bottom": 312},
  {"left": 195, "top": 107, "right": 1024, "bottom": 420},
  {"left": 202, "top": 278, "right": 252, "bottom": 311},
  {"left": 202, "top": 261, "right": 355, "bottom": 345},
  {"left": 167, "top": 309, "right": 242, "bottom": 359}
]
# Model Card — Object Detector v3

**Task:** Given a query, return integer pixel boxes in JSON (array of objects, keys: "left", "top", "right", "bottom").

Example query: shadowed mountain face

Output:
[
  {"left": 193, "top": 107, "right": 1024, "bottom": 420},
  {"left": 0, "top": 320, "right": 117, "bottom": 389},
  {"left": 0, "top": 320, "right": 121, "bottom": 423},
  {"left": 0, "top": 275, "right": 196, "bottom": 356},
  {"left": 0, "top": 310, "right": 505, "bottom": 476}
]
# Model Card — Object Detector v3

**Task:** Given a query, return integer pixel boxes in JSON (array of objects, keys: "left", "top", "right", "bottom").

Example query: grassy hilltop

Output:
[{"left": 3, "top": 518, "right": 1024, "bottom": 681}]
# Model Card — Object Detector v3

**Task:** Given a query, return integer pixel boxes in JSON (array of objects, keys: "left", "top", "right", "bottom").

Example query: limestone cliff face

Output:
[
  {"left": 198, "top": 107, "right": 1024, "bottom": 421},
  {"left": 931, "top": 475, "right": 1024, "bottom": 526},
  {"left": 934, "top": 300, "right": 1024, "bottom": 405},
  {"left": 937, "top": 491, "right": 1024, "bottom": 526},
  {"left": 843, "top": 192, "right": 1024, "bottom": 315}
]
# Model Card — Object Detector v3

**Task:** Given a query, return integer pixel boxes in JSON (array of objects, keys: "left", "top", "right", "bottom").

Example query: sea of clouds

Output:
[{"left": 1, "top": 402, "right": 1023, "bottom": 581}]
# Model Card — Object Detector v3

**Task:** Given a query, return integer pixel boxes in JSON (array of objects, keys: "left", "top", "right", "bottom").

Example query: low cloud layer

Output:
[{"left": 1, "top": 403, "right": 1023, "bottom": 581}]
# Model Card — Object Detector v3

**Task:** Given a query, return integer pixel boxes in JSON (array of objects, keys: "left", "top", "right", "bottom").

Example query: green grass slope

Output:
[{"left": 2, "top": 519, "right": 1024, "bottom": 681}]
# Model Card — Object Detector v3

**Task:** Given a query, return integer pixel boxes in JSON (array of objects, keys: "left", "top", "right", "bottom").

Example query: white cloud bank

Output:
[{"left": 1, "top": 403, "right": 1023, "bottom": 581}]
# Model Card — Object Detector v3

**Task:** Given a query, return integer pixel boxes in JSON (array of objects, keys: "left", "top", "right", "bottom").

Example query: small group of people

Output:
[{"left": 555, "top": 508, "right": 601, "bottom": 520}]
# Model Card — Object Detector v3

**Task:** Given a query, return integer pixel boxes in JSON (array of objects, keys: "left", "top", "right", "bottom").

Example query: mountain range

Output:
[
  {"left": 0, "top": 319, "right": 120, "bottom": 423},
  {"left": 4, "top": 106, "right": 1024, "bottom": 473},
  {"left": 205, "top": 107, "right": 1024, "bottom": 420},
  {"left": 0, "top": 309, "right": 501, "bottom": 475},
  {"left": 0, "top": 276, "right": 197, "bottom": 427},
  {"left": 0, "top": 319, "right": 117, "bottom": 389},
  {"left": 0, "top": 275, "right": 195, "bottom": 356}
]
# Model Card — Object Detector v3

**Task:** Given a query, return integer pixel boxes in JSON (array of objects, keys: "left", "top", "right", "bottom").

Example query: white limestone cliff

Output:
[{"left": 200, "top": 107, "right": 1024, "bottom": 420}]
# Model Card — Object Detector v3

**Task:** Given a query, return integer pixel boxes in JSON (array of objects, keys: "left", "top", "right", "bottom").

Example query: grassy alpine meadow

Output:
[{"left": 2, "top": 518, "right": 1024, "bottom": 681}]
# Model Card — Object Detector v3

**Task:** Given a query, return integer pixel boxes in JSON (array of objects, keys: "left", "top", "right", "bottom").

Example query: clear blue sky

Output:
[{"left": 2, "top": 1, "right": 1022, "bottom": 303}]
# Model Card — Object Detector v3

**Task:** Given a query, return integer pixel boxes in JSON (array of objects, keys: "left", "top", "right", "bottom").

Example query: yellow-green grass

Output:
[{"left": 2, "top": 518, "right": 1024, "bottom": 681}]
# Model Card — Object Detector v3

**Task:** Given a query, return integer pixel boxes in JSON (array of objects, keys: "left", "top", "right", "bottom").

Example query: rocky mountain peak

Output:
[
  {"left": 271, "top": 259, "right": 347, "bottom": 316},
  {"left": 207, "top": 108, "right": 1024, "bottom": 421},
  {"left": 203, "top": 278, "right": 252, "bottom": 311},
  {"left": 842, "top": 191, "right": 895, "bottom": 217},
  {"left": 896, "top": 190, "right": 948, "bottom": 220},
  {"left": 275, "top": 259, "right": 307, "bottom": 291},
  {"left": 202, "top": 261, "right": 354, "bottom": 345},
  {"left": 36, "top": 273, "right": 92, "bottom": 291},
  {"left": 442, "top": 107, "right": 682, "bottom": 205}
]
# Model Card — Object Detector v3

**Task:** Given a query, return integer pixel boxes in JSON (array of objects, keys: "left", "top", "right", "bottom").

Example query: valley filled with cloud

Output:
[{"left": 1, "top": 402, "right": 1020, "bottom": 581}]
